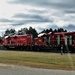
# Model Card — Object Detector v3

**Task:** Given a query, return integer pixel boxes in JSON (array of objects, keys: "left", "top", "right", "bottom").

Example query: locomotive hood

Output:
[{"left": 38, "top": 33, "right": 46, "bottom": 37}]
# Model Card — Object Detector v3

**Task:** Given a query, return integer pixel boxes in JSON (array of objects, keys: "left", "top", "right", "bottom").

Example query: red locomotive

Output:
[
  {"left": 3, "top": 34, "right": 33, "bottom": 50},
  {"left": 38, "top": 32, "right": 75, "bottom": 52},
  {"left": 0, "top": 32, "right": 75, "bottom": 52}
]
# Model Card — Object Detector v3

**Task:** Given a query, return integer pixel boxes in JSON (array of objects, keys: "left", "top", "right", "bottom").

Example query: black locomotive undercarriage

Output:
[{"left": 1, "top": 45, "right": 75, "bottom": 53}]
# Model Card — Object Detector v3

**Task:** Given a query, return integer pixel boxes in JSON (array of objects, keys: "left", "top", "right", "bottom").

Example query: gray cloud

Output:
[
  {"left": 11, "top": 21, "right": 25, "bottom": 26},
  {"left": 13, "top": 13, "right": 44, "bottom": 19},
  {"left": 12, "top": 13, "right": 53, "bottom": 25},
  {"left": 12, "top": 19, "right": 52, "bottom": 26},
  {"left": 63, "top": 24, "right": 75, "bottom": 31},
  {"left": 8, "top": 0, "right": 75, "bottom": 9},
  {"left": 8, "top": 0, "right": 49, "bottom": 5},
  {"left": 13, "top": 13, "right": 53, "bottom": 22},
  {"left": 0, "top": 18, "right": 13, "bottom": 23},
  {"left": 64, "top": 10, "right": 75, "bottom": 14}
]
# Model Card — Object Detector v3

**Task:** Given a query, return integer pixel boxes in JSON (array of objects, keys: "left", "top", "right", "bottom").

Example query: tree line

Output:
[
  {"left": 40, "top": 28, "right": 67, "bottom": 33},
  {"left": 4, "top": 27, "right": 67, "bottom": 38}
]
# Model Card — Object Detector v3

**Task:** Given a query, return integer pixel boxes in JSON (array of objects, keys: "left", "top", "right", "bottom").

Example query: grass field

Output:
[{"left": 0, "top": 50, "right": 75, "bottom": 70}]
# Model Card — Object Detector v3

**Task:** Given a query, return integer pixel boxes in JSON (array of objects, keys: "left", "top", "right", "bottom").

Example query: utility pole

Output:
[{"left": 61, "top": 46, "right": 63, "bottom": 55}]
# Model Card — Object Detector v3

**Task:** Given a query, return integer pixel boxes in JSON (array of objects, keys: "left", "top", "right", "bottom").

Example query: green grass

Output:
[{"left": 0, "top": 50, "right": 75, "bottom": 70}]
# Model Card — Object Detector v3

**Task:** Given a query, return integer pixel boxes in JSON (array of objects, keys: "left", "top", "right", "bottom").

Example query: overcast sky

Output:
[{"left": 0, "top": 0, "right": 75, "bottom": 36}]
